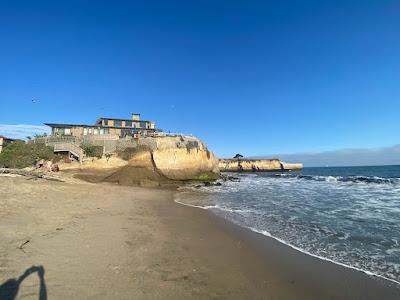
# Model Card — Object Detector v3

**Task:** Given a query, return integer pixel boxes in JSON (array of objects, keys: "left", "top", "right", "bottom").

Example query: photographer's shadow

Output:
[{"left": 0, "top": 265, "right": 47, "bottom": 300}]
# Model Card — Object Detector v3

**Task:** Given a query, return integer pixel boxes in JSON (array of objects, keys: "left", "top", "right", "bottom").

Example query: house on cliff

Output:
[{"left": 45, "top": 113, "right": 158, "bottom": 139}]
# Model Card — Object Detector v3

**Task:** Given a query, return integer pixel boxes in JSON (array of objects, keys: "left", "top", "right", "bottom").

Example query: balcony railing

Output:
[{"left": 31, "top": 136, "right": 81, "bottom": 145}]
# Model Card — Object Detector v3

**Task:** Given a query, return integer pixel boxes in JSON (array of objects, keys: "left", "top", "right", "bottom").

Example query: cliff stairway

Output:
[{"left": 53, "top": 142, "right": 84, "bottom": 163}]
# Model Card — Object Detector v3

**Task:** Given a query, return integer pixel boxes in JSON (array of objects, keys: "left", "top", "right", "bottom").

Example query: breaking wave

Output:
[
  {"left": 274, "top": 173, "right": 400, "bottom": 185},
  {"left": 176, "top": 165, "right": 400, "bottom": 283}
]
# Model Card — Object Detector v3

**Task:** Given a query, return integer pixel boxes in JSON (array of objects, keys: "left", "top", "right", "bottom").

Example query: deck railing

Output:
[{"left": 31, "top": 136, "right": 81, "bottom": 145}]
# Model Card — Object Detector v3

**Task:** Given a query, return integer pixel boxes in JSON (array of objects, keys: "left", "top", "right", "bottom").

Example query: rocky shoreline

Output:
[
  {"left": 219, "top": 158, "right": 303, "bottom": 172},
  {"left": 1, "top": 135, "right": 303, "bottom": 187}
]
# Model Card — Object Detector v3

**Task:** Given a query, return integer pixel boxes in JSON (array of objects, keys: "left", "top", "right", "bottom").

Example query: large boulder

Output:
[
  {"left": 104, "top": 135, "right": 219, "bottom": 185},
  {"left": 149, "top": 136, "right": 219, "bottom": 180}
]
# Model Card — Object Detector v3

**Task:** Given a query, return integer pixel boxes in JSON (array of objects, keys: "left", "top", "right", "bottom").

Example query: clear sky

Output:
[{"left": 1, "top": 0, "right": 399, "bottom": 159}]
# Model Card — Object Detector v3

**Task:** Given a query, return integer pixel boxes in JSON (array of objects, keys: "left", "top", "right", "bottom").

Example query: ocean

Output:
[{"left": 176, "top": 165, "right": 400, "bottom": 284}]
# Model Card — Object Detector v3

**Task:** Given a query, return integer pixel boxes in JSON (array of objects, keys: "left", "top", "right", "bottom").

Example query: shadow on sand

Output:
[{"left": 0, "top": 266, "right": 47, "bottom": 300}]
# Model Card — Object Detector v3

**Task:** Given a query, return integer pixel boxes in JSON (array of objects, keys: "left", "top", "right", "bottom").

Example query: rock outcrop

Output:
[
  {"left": 280, "top": 162, "right": 304, "bottom": 170},
  {"left": 219, "top": 159, "right": 303, "bottom": 172},
  {"left": 149, "top": 136, "right": 219, "bottom": 180},
  {"left": 102, "top": 136, "right": 220, "bottom": 186}
]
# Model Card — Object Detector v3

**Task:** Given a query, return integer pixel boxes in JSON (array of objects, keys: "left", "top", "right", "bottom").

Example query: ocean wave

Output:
[
  {"left": 274, "top": 174, "right": 400, "bottom": 185},
  {"left": 246, "top": 227, "right": 400, "bottom": 286},
  {"left": 174, "top": 193, "right": 400, "bottom": 285},
  {"left": 176, "top": 167, "right": 400, "bottom": 283},
  {"left": 174, "top": 197, "right": 255, "bottom": 214}
]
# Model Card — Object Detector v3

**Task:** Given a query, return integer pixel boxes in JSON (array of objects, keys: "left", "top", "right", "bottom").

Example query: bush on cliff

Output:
[
  {"left": 81, "top": 144, "right": 103, "bottom": 159},
  {"left": 0, "top": 141, "right": 55, "bottom": 168}
]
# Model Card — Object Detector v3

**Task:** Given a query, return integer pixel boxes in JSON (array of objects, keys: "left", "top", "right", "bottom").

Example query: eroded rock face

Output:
[
  {"left": 219, "top": 159, "right": 303, "bottom": 172},
  {"left": 149, "top": 136, "right": 219, "bottom": 180},
  {"left": 104, "top": 151, "right": 167, "bottom": 186},
  {"left": 280, "top": 162, "right": 304, "bottom": 170},
  {"left": 107, "top": 136, "right": 219, "bottom": 184}
]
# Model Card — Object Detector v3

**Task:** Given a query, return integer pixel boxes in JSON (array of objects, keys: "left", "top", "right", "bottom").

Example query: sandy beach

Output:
[{"left": 1, "top": 175, "right": 399, "bottom": 299}]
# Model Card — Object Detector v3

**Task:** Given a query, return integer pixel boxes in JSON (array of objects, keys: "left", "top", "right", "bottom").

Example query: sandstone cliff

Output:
[
  {"left": 219, "top": 159, "right": 303, "bottom": 172},
  {"left": 148, "top": 136, "right": 219, "bottom": 180},
  {"left": 102, "top": 135, "right": 219, "bottom": 186},
  {"left": 280, "top": 162, "right": 304, "bottom": 170}
]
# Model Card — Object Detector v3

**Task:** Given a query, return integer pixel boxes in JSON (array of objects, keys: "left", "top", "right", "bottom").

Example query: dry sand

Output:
[{"left": 0, "top": 175, "right": 399, "bottom": 299}]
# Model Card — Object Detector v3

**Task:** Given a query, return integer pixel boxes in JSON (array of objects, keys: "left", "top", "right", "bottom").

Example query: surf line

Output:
[{"left": 173, "top": 193, "right": 400, "bottom": 287}]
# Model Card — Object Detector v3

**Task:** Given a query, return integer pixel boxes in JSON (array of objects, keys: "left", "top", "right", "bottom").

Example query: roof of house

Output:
[
  {"left": 97, "top": 117, "right": 152, "bottom": 123},
  {"left": 44, "top": 123, "right": 157, "bottom": 130},
  {"left": 44, "top": 123, "right": 90, "bottom": 128}
]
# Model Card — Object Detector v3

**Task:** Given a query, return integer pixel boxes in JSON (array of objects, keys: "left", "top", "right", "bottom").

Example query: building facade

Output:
[{"left": 45, "top": 113, "right": 157, "bottom": 139}]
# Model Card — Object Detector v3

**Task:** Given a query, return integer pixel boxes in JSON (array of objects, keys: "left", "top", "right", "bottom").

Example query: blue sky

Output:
[{"left": 1, "top": 0, "right": 399, "bottom": 160}]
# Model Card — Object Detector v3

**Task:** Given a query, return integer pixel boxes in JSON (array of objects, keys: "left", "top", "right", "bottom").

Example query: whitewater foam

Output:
[{"left": 174, "top": 192, "right": 400, "bottom": 286}]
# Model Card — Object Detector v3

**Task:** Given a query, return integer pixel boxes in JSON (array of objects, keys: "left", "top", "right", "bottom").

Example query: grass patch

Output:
[{"left": 191, "top": 174, "right": 218, "bottom": 181}]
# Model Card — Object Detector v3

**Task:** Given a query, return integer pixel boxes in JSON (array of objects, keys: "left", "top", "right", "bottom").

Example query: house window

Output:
[
  {"left": 55, "top": 128, "right": 71, "bottom": 135},
  {"left": 103, "top": 119, "right": 108, "bottom": 126},
  {"left": 125, "top": 120, "right": 132, "bottom": 127},
  {"left": 114, "top": 120, "right": 122, "bottom": 127},
  {"left": 140, "top": 121, "right": 147, "bottom": 128}
]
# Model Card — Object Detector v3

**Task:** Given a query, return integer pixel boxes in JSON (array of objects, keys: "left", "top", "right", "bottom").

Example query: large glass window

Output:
[
  {"left": 55, "top": 127, "right": 72, "bottom": 135},
  {"left": 114, "top": 120, "right": 122, "bottom": 127},
  {"left": 125, "top": 120, "right": 132, "bottom": 127},
  {"left": 140, "top": 121, "right": 147, "bottom": 128},
  {"left": 103, "top": 119, "right": 108, "bottom": 126}
]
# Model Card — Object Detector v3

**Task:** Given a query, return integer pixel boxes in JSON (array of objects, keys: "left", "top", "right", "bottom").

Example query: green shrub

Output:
[
  {"left": 81, "top": 144, "right": 103, "bottom": 158},
  {"left": 191, "top": 174, "right": 217, "bottom": 181},
  {"left": 0, "top": 141, "right": 55, "bottom": 169}
]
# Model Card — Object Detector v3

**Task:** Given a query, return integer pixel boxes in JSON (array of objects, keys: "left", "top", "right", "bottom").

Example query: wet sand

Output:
[{"left": 0, "top": 175, "right": 399, "bottom": 299}]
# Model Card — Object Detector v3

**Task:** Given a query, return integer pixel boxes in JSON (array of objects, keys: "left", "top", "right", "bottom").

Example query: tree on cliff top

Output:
[{"left": 233, "top": 154, "right": 244, "bottom": 159}]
